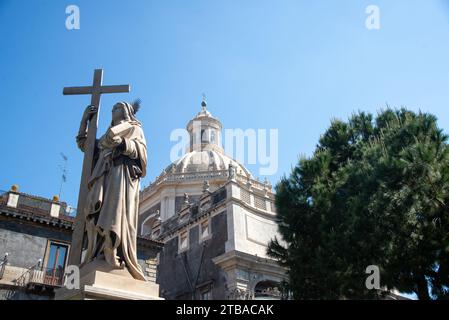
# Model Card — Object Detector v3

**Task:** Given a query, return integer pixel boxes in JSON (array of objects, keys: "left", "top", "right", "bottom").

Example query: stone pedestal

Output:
[{"left": 55, "top": 260, "right": 163, "bottom": 300}]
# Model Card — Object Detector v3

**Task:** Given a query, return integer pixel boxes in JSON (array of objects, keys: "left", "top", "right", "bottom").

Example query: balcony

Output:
[
  {"left": 8, "top": 264, "right": 66, "bottom": 296},
  {"left": 27, "top": 267, "right": 65, "bottom": 289}
]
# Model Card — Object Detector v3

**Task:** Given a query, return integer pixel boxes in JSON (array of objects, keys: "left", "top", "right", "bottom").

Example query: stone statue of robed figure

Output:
[{"left": 76, "top": 101, "right": 147, "bottom": 281}]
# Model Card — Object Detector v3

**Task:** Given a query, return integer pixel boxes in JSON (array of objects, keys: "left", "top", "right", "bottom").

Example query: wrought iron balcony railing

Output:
[{"left": 28, "top": 267, "right": 65, "bottom": 288}]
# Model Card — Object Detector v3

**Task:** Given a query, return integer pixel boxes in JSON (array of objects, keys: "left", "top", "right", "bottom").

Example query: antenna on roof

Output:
[{"left": 58, "top": 153, "right": 68, "bottom": 200}]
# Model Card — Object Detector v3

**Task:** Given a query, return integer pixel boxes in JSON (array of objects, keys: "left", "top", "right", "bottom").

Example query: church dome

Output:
[
  {"left": 163, "top": 97, "right": 252, "bottom": 178},
  {"left": 169, "top": 149, "right": 252, "bottom": 177}
]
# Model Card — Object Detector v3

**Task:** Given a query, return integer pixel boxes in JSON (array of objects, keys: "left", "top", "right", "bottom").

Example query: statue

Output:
[
  {"left": 228, "top": 163, "right": 236, "bottom": 180},
  {"left": 183, "top": 193, "right": 190, "bottom": 205},
  {"left": 203, "top": 180, "right": 210, "bottom": 192},
  {"left": 76, "top": 101, "right": 147, "bottom": 280}
]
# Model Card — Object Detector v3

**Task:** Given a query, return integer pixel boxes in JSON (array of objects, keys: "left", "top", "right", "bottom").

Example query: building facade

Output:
[{"left": 138, "top": 100, "right": 287, "bottom": 300}]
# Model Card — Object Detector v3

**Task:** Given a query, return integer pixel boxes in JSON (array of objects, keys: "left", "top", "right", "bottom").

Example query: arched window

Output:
[
  {"left": 254, "top": 281, "right": 282, "bottom": 300},
  {"left": 141, "top": 213, "right": 159, "bottom": 236}
]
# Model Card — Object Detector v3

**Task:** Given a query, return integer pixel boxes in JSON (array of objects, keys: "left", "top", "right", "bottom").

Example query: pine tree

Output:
[{"left": 268, "top": 108, "right": 449, "bottom": 300}]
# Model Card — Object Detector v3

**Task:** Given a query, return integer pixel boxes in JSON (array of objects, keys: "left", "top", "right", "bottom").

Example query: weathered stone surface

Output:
[
  {"left": 0, "top": 217, "right": 71, "bottom": 268},
  {"left": 55, "top": 260, "right": 162, "bottom": 300},
  {"left": 157, "top": 211, "right": 228, "bottom": 299}
]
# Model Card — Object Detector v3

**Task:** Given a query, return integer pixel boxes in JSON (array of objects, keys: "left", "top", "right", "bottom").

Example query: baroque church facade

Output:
[{"left": 138, "top": 100, "right": 287, "bottom": 299}]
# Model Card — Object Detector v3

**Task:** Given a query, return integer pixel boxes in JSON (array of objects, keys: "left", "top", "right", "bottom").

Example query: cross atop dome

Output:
[
  {"left": 201, "top": 93, "right": 207, "bottom": 111},
  {"left": 195, "top": 93, "right": 212, "bottom": 118}
]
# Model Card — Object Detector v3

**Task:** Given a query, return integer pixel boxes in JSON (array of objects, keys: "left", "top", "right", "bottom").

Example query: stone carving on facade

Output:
[
  {"left": 203, "top": 180, "right": 210, "bottom": 192},
  {"left": 183, "top": 193, "right": 190, "bottom": 205},
  {"left": 144, "top": 258, "right": 158, "bottom": 282},
  {"left": 226, "top": 287, "right": 254, "bottom": 300},
  {"left": 259, "top": 286, "right": 282, "bottom": 298},
  {"left": 228, "top": 163, "right": 236, "bottom": 181}
]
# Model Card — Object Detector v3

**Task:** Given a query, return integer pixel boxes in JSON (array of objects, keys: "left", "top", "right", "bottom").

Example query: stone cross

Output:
[{"left": 63, "top": 69, "right": 130, "bottom": 266}]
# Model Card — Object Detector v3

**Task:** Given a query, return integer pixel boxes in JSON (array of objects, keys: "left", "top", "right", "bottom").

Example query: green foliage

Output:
[{"left": 268, "top": 108, "right": 449, "bottom": 300}]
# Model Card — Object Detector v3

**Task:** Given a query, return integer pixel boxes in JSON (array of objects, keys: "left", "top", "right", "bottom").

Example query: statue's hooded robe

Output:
[{"left": 79, "top": 102, "right": 147, "bottom": 281}]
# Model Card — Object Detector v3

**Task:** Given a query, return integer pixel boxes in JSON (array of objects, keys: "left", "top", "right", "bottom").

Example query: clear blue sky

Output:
[{"left": 1, "top": 0, "right": 449, "bottom": 211}]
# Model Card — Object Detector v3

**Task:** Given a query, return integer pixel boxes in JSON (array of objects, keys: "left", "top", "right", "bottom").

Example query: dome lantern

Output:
[{"left": 186, "top": 96, "right": 223, "bottom": 154}]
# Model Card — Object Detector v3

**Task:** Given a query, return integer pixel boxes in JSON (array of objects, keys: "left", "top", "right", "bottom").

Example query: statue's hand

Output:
[
  {"left": 111, "top": 135, "right": 123, "bottom": 146},
  {"left": 78, "top": 105, "right": 98, "bottom": 141},
  {"left": 82, "top": 105, "right": 98, "bottom": 123}
]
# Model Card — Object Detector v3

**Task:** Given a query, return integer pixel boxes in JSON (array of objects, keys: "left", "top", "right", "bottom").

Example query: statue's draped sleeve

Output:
[
  {"left": 76, "top": 130, "right": 100, "bottom": 167},
  {"left": 120, "top": 127, "right": 147, "bottom": 178}
]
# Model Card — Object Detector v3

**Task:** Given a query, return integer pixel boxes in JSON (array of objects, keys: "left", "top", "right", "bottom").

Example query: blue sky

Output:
[{"left": 1, "top": 0, "right": 449, "bottom": 215}]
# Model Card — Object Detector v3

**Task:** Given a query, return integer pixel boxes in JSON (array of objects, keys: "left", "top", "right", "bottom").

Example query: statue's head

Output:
[
  {"left": 111, "top": 100, "right": 141, "bottom": 126},
  {"left": 112, "top": 102, "right": 128, "bottom": 124}
]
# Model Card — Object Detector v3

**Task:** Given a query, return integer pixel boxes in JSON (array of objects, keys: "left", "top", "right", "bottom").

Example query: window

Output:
[
  {"left": 210, "top": 130, "right": 216, "bottom": 143},
  {"left": 179, "top": 230, "right": 189, "bottom": 252},
  {"left": 255, "top": 196, "right": 267, "bottom": 210},
  {"left": 199, "top": 220, "right": 210, "bottom": 241},
  {"left": 46, "top": 242, "right": 68, "bottom": 270},
  {"left": 200, "top": 290, "right": 212, "bottom": 300},
  {"left": 197, "top": 281, "right": 213, "bottom": 300},
  {"left": 44, "top": 241, "right": 69, "bottom": 286},
  {"left": 201, "top": 129, "right": 207, "bottom": 142},
  {"left": 240, "top": 189, "right": 251, "bottom": 204}
]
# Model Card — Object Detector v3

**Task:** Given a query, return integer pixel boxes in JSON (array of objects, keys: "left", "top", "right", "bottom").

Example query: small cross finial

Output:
[{"left": 201, "top": 93, "right": 207, "bottom": 111}]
